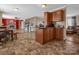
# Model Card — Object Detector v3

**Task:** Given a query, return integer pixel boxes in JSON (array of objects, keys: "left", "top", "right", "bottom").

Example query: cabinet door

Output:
[
  {"left": 36, "top": 29, "right": 44, "bottom": 44},
  {"left": 59, "top": 29, "right": 64, "bottom": 40},
  {"left": 51, "top": 12, "right": 54, "bottom": 22},
  {"left": 56, "top": 29, "right": 64, "bottom": 40},
  {"left": 53, "top": 10, "right": 64, "bottom": 21},
  {"left": 49, "top": 28, "right": 53, "bottom": 40},
  {"left": 44, "top": 28, "right": 49, "bottom": 43},
  {"left": 48, "top": 28, "right": 56, "bottom": 41},
  {"left": 52, "top": 28, "right": 56, "bottom": 40},
  {"left": 44, "top": 12, "right": 52, "bottom": 26}
]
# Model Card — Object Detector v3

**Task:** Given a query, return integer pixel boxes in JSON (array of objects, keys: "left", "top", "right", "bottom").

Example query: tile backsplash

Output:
[{"left": 54, "top": 21, "right": 64, "bottom": 28}]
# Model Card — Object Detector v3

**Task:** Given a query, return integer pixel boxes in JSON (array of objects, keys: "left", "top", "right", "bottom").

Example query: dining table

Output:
[{"left": 0, "top": 29, "right": 13, "bottom": 41}]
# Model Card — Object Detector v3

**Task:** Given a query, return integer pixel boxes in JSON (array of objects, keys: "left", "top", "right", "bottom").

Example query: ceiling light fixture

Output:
[
  {"left": 14, "top": 8, "right": 19, "bottom": 11},
  {"left": 41, "top": 4, "right": 48, "bottom": 8}
]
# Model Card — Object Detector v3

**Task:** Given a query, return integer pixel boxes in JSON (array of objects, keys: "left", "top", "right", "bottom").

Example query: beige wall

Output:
[
  {"left": 0, "top": 12, "right": 2, "bottom": 26},
  {"left": 76, "top": 15, "right": 79, "bottom": 26},
  {"left": 25, "top": 16, "right": 44, "bottom": 31},
  {"left": 0, "top": 20, "right": 2, "bottom": 26},
  {"left": 25, "top": 16, "right": 44, "bottom": 26}
]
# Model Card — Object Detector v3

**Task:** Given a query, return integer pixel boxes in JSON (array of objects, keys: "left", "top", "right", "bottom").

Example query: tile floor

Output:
[{"left": 0, "top": 31, "right": 79, "bottom": 55}]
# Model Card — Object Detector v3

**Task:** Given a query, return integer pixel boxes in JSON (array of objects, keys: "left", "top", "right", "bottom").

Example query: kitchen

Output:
[{"left": 36, "top": 8, "right": 66, "bottom": 44}]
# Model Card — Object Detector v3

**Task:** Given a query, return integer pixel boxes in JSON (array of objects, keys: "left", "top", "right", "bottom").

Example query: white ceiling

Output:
[
  {"left": 0, "top": 4, "right": 79, "bottom": 20},
  {"left": 67, "top": 4, "right": 79, "bottom": 17}
]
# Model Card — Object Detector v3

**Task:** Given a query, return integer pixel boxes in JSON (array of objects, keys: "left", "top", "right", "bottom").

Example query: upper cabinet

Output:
[
  {"left": 53, "top": 10, "right": 64, "bottom": 21},
  {"left": 44, "top": 12, "right": 52, "bottom": 26},
  {"left": 44, "top": 9, "right": 65, "bottom": 26}
]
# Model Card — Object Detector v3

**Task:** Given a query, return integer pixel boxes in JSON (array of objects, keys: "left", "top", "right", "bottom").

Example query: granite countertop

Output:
[{"left": 38, "top": 27, "right": 64, "bottom": 29}]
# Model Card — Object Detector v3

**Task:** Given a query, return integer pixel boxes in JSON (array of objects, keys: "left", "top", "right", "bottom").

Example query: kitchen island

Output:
[{"left": 36, "top": 27, "right": 64, "bottom": 44}]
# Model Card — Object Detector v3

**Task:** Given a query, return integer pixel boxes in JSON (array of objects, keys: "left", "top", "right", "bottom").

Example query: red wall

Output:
[
  {"left": 2, "top": 18, "right": 9, "bottom": 26},
  {"left": 16, "top": 20, "right": 20, "bottom": 29},
  {"left": 2, "top": 18, "right": 21, "bottom": 29}
]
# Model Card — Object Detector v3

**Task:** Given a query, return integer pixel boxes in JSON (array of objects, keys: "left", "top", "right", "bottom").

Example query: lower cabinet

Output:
[
  {"left": 36, "top": 28, "right": 64, "bottom": 44},
  {"left": 55, "top": 28, "right": 64, "bottom": 40},
  {"left": 36, "top": 28, "right": 56, "bottom": 44},
  {"left": 43, "top": 28, "right": 49, "bottom": 43},
  {"left": 36, "top": 28, "right": 44, "bottom": 44},
  {"left": 47, "top": 28, "right": 56, "bottom": 40},
  {"left": 43, "top": 28, "right": 55, "bottom": 43}
]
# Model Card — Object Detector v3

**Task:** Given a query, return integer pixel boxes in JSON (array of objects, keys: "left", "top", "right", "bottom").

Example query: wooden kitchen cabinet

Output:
[
  {"left": 53, "top": 10, "right": 64, "bottom": 21},
  {"left": 44, "top": 12, "right": 52, "bottom": 26},
  {"left": 44, "top": 10, "right": 65, "bottom": 24},
  {"left": 43, "top": 28, "right": 50, "bottom": 43},
  {"left": 55, "top": 28, "right": 64, "bottom": 40},
  {"left": 48, "top": 28, "right": 56, "bottom": 40},
  {"left": 51, "top": 12, "right": 54, "bottom": 22},
  {"left": 36, "top": 28, "right": 64, "bottom": 44},
  {"left": 36, "top": 28, "right": 55, "bottom": 44},
  {"left": 36, "top": 28, "right": 44, "bottom": 44},
  {"left": 36, "top": 28, "right": 49, "bottom": 44},
  {"left": 52, "top": 28, "right": 56, "bottom": 39}
]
